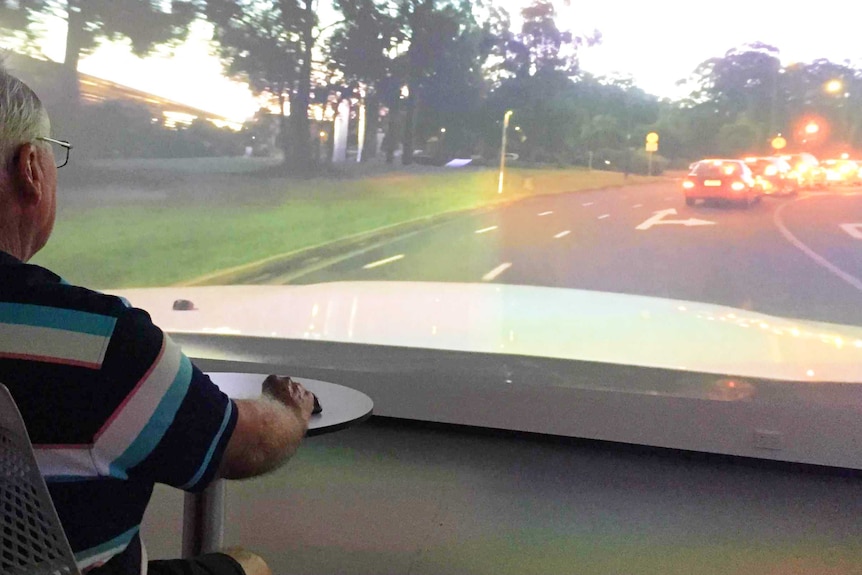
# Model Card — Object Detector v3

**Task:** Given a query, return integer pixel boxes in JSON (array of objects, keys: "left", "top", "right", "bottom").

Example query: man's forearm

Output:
[{"left": 219, "top": 395, "right": 308, "bottom": 480}]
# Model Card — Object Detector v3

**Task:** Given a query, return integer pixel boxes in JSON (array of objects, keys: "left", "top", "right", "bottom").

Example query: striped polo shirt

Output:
[{"left": 0, "top": 251, "right": 238, "bottom": 574}]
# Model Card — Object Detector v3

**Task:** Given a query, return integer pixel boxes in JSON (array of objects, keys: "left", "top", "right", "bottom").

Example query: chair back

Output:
[{"left": 0, "top": 383, "right": 80, "bottom": 575}]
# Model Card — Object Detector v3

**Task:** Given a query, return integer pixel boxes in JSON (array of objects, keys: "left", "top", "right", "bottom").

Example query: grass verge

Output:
[{"left": 33, "top": 167, "right": 659, "bottom": 288}]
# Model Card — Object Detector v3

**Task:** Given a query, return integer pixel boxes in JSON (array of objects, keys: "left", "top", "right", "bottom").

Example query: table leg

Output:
[{"left": 182, "top": 479, "right": 226, "bottom": 557}]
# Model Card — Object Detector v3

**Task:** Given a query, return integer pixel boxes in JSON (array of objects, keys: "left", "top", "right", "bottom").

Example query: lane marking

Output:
[
  {"left": 632, "top": 204, "right": 643, "bottom": 208},
  {"left": 363, "top": 254, "right": 405, "bottom": 269},
  {"left": 582, "top": 202, "right": 594, "bottom": 207},
  {"left": 839, "top": 223, "right": 862, "bottom": 240},
  {"left": 538, "top": 211, "right": 554, "bottom": 216},
  {"left": 598, "top": 214, "right": 610, "bottom": 219},
  {"left": 774, "top": 200, "right": 862, "bottom": 292},
  {"left": 554, "top": 230, "right": 571, "bottom": 239},
  {"left": 474, "top": 225, "right": 498, "bottom": 234},
  {"left": 636, "top": 208, "right": 715, "bottom": 230},
  {"left": 482, "top": 263, "right": 512, "bottom": 281}
]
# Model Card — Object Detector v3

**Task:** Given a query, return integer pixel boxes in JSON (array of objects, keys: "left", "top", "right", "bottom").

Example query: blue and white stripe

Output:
[
  {"left": 0, "top": 303, "right": 115, "bottom": 368},
  {"left": 93, "top": 336, "right": 192, "bottom": 479}
]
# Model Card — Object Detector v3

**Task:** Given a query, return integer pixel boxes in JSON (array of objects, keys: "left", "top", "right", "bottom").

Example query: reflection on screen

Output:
[{"left": 3, "top": 2, "right": 861, "bottom": 394}]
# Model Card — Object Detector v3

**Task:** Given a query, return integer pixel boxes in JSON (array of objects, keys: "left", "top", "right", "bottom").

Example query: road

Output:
[{"left": 253, "top": 180, "right": 862, "bottom": 327}]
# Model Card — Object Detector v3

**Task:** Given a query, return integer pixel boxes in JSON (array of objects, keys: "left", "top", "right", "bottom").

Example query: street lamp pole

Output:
[{"left": 498, "top": 110, "right": 513, "bottom": 194}]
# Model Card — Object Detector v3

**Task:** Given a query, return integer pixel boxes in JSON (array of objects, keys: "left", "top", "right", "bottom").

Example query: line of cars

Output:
[{"left": 682, "top": 152, "right": 862, "bottom": 208}]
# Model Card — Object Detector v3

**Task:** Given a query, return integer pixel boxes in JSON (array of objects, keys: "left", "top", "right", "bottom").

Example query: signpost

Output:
[{"left": 645, "top": 132, "right": 659, "bottom": 176}]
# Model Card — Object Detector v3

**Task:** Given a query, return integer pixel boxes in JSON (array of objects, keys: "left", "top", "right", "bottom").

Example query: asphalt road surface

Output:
[{"left": 255, "top": 181, "right": 862, "bottom": 327}]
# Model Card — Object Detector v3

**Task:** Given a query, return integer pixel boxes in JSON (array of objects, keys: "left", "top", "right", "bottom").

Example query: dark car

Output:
[
  {"left": 682, "top": 159, "right": 759, "bottom": 207},
  {"left": 743, "top": 156, "right": 798, "bottom": 196}
]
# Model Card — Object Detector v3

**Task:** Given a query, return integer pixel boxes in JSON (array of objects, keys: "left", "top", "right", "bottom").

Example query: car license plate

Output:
[{"left": 704, "top": 180, "right": 722, "bottom": 187}]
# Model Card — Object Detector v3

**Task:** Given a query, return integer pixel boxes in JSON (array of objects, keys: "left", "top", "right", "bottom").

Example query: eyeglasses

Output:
[{"left": 36, "top": 137, "right": 72, "bottom": 168}]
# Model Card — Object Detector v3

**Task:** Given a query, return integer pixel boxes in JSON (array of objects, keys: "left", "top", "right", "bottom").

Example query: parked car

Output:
[{"left": 682, "top": 159, "right": 759, "bottom": 207}]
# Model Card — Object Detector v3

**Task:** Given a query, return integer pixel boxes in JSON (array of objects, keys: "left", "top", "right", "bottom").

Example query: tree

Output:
[
  {"left": 207, "top": 0, "right": 323, "bottom": 172},
  {"left": 686, "top": 43, "right": 781, "bottom": 143},
  {"left": 716, "top": 119, "right": 757, "bottom": 157},
  {"left": 498, "top": 0, "right": 599, "bottom": 80},
  {"left": 206, "top": 0, "right": 302, "bottom": 161},
  {"left": 9, "top": 1, "right": 199, "bottom": 102},
  {"left": 328, "top": 0, "right": 402, "bottom": 160},
  {"left": 396, "top": 0, "right": 472, "bottom": 164}
]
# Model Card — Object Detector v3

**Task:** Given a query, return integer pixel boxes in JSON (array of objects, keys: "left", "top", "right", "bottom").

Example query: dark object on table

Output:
[{"left": 312, "top": 393, "right": 322, "bottom": 415}]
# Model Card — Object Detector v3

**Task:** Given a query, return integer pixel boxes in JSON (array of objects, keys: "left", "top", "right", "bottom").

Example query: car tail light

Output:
[
  {"left": 731, "top": 182, "right": 746, "bottom": 191},
  {"left": 682, "top": 180, "right": 695, "bottom": 189}
]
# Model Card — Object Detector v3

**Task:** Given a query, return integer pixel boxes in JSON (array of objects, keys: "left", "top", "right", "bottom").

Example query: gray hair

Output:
[{"left": 0, "top": 59, "right": 49, "bottom": 173}]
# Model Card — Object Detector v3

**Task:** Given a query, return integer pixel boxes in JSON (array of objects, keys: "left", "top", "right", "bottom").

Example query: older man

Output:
[{"left": 0, "top": 64, "right": 314, "bottom": 575}]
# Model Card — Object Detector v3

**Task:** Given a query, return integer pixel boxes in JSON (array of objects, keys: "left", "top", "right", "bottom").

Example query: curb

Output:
[
  {"left": 177, "top": 208, "right": 483, "bottom": 286},
  {"left": 178, "top": 178, "right": 667, "bottom": 286}
]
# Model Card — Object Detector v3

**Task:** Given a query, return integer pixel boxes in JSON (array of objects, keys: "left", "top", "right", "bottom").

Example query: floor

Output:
[{"left": 142, "top": 418, "right": 862, "bottom": 575}]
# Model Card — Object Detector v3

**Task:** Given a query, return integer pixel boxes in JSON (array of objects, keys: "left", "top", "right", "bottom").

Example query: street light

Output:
[
  {"left": 498, "top": 110, "right": 514, "bottom": 194},
  {"left": 825, "top": 78, "right": 852, "bottom": 143},
  {"left": 825, "top": 79, "right": 843, "bottom": 94}
]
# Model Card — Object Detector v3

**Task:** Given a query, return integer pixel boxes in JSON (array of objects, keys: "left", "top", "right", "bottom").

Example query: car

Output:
[
  {"left": 821, "top": 159, "right": 861, "bottom": 185},
  {"left": 743, "top": 156, "right": 798, "bottom": 196},
  {"left": 682, "top": 159, "right": 759, "bottom": 207},
  {"left": 780, "top": 153, "right": 827, "bottom": 189}
]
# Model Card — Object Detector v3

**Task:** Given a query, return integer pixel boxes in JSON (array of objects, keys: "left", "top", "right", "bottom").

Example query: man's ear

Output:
[{"left": 13, "top": 143, "right": 45, "bottom": 206}]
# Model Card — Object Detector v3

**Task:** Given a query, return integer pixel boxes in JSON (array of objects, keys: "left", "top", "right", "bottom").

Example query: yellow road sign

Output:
[{"left": 646, "top": 132, "right": 659, "bottom": 144}]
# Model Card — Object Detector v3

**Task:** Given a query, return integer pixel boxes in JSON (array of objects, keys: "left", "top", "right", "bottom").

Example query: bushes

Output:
[
  {"left": 591, "top": 148, "right": 668, "bottom": 175},
  {"left": 71, "top": 101, "right": 244, "bottom": 160}
]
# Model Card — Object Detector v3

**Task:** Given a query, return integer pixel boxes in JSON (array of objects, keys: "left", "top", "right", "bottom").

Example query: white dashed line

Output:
[
  {"left": 475, "top": 226, "right": 498, "bottom": 234},
  {"left": 363, "top": 254, "right": 405, "bottom": 269},
  {"left": 538, "top": 211, "right": 554, "bottom": 216},
  {"left": 632, "top": 204, "right": 643, "bottom": 208},
  {"left": 554, "top": 230, "right": 571, "bottom": 239},
  {"left": 482, "top": 263, "right": 512, "bottom": 281},
  {"left": 598, "top": 214, "right": 610, "bottom": 220},
  {"left": 582, "top": 202, "right": 594, "bottom": 207}
]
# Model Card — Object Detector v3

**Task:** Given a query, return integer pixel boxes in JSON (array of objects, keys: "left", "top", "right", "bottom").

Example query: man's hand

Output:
[
  {"left": 262, "top": 375, "right": 314, "bottom": 423},
  {"left": 220, "top": 375, "right": 315, "bottom": 479}
]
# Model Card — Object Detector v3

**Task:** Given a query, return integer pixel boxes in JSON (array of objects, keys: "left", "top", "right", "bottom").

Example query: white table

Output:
[{"left": 181, "top": 374, "right": 374, "bottom": 558}]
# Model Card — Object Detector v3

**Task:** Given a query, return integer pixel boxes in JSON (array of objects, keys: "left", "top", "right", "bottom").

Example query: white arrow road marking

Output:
[
  {"left": 839, "top": 223, "right": 862, "bottom": 240},
  {"left": 636, "top": 208, "right": 716, "bottom": 230}
]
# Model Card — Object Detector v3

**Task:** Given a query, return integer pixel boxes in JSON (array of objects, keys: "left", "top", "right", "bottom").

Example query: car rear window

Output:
[
  {"left": 745, "top": 159, "right": 771, "bottom": 172},
  {"left": 692, "top": 162, "right": 739, "bottom": 177}
]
